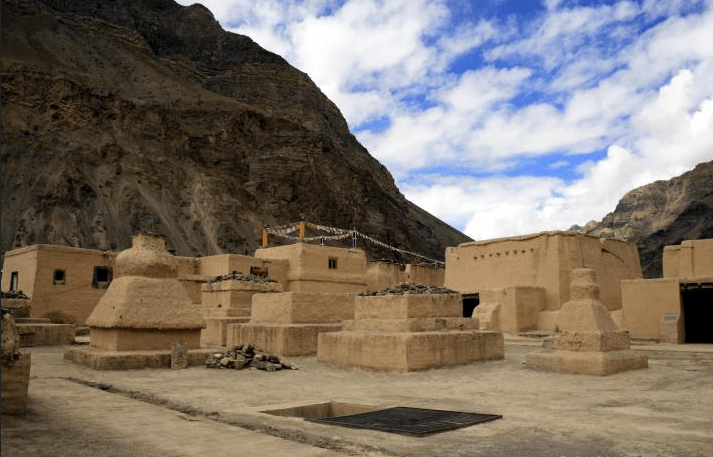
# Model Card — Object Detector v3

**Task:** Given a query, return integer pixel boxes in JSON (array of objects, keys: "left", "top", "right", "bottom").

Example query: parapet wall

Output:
[
  {"left": 366, "top": 262, "right": 444, "bottom": 291},
  {"left": 663, "top": 239, "right": 713, "bottom": 279}
]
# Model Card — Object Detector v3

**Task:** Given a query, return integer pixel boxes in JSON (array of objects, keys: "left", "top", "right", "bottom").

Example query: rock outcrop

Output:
[
  {"left": 0, "top": 0, "right": 470, "bottom": 261},
  {"left": 572, "top": 161, "right": 713, "bottom": 278}
]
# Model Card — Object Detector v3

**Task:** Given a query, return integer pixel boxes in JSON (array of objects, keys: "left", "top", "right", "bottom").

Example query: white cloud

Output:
[
  {"left": 405, "top": 63, "right": 713, "bottom": 241},
  {"left": 177, "top": 0, "right": 713, "bottom": 241},
  {"left": 403, "top": 175, "right": 568, "bottom": 240}
]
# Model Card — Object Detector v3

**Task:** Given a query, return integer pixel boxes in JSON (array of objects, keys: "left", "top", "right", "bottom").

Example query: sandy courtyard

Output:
[{"left": 2, "top": 338, "right": 712, "bottom": 457}]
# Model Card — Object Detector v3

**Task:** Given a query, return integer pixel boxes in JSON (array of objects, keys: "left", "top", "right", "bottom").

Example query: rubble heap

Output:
[
  {"left": 361, "top": 283, "right": 458, "bottom": 296},
  {"left": 205, "top": 344, "right": 298, "bottom": 372},
  {"left": 209, "top": 272, "right": 278, "bottom": 284}
]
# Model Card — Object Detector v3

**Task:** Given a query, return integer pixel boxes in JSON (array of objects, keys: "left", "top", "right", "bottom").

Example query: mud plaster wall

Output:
[
  {"left": 255, "top": 243, "right": 367, "bottom": 292},
  {"left": 365, "top": 262, "right": 444, "bottom": 291},
  {"left": 198, "top": 254, "right": 289, "bottom": 291},
  {"left": 621, "top": 278, "right": 680, "bottom": 340},
  {"left": 663, "top": 239, "right": 713, "bottom": 279},
  {"left": 173, "top": 256, "right": 199, "bottom": 276},
  {"left": 445, "top": 232, "right": 641, "bottom": 312},
  {"left": 404, "top": 264, "right": 445, "bottom": 287},
  {"left": 1, "top": 245, "right": 39, "bottom": 295},
  {"left": 1, "top": 245, "right": 116, "bottom": 323}
]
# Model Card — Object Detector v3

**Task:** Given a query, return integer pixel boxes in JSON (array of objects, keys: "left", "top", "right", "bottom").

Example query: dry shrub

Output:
[{"left": 41, "top": 311, "right": 76, "bottom": 324}]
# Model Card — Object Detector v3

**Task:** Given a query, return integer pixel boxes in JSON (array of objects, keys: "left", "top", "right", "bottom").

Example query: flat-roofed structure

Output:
[
  {"left": 1, "top": 245, "right": 118, "bottom": 323},
  {"left": 621, "top": 239, "right": 713, "bottom": 343},
  {"left": 445, "top": 231, "right": 642, "bottom": 332}
]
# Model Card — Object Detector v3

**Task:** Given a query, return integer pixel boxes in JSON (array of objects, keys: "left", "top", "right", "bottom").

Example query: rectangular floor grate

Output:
[{"left": 311, "top": 406, "right": 502, "bottom": 436}]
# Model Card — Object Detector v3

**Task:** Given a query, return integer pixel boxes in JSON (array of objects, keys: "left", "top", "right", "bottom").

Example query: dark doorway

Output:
[
  {"left": 681, "top": 283, "right": 713, "bottom": 344},
  {"left": 462, "top": 293, "right": 479, "bottom": 318}
]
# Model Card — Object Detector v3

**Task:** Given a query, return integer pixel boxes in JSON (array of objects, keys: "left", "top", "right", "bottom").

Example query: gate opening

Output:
[{"left": 681, "top": 282, "right": 713, "bottom": 344}]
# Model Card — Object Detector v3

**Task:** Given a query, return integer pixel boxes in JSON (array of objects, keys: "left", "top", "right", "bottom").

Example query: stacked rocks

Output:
[
  {"left": 205, "top": 344, "right": 298, "bottom": 372},
  {"left": 1, "top": 291, "right": 29, "bottom": 300},
  {"left": 209, "top": 272, "right": 278, "bottom": 284},
  {"left": 360, "top": 283, "right": 458, "bottom": 296}
]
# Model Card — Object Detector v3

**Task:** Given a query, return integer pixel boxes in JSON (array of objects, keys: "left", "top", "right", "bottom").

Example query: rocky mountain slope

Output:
[
  {"left": 573, "top": 160, "right": 713, "bottom": 278},
  {"left": 1, "top": 0, "right": 470, "bottom": 261}
]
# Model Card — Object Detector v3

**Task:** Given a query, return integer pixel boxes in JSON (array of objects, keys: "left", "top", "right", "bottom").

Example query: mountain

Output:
[
  {"left": 0, "top": 0, "right": 470, "bottom": 261},
  {"left": 572, "top": 160, "right": 713, "bottom": 278}
]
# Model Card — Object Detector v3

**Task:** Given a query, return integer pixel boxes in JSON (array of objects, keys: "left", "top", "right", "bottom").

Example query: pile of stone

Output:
[
  {"left": 205, "top": 344, "right": 298, "bottom": 372},
  {"left": 361, "top": 283, "right": 459, "bottom": 296},
  {"left": 1, "top": 291, "right": 29, "bottom": 300},
  {"left": 209, "top": 271, "right": 278, "bottom": 284}
]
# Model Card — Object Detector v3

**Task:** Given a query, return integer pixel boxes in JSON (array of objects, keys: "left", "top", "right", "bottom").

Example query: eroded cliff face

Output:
[
  {"left": 1, "top": 0, "right": 470, "bottom": 259},
  {"left": 574, "top": 161, "right": 713, "bottom": 278}
]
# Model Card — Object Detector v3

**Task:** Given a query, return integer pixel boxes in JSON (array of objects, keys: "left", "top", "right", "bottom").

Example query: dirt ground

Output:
[{"left": 2, "top": 339, "right": 712, "bottom": 457}]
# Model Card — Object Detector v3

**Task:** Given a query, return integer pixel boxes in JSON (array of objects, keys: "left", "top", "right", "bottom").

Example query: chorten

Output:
[
  {"left": 526, "top": 268, "right": 647, "bottom": 375},
  {"left": 66, "top": 234, "right": 210, "bottom": 369},
  {"left": 317, "top": 284, "right": 504, "bottom": 372}
]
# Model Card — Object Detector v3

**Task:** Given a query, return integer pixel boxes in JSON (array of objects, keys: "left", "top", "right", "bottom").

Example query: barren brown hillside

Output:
[{"left": 0, "top": 0, "right": 470, "bottom": 259}]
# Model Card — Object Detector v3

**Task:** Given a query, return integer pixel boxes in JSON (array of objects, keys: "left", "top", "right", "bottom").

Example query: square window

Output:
[
  {"left": 53, "top": 269, "right": 66, "bottom": 285},
  {"left": 328, "top": 258, "right": 338, "bottom": 270},
  {"left": 92, "top": 266, "right": 113, "bottom": 289}
]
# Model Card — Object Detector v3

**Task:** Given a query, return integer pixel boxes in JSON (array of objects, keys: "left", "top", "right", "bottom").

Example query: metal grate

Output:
[{"left": 311, "top": 406, "right": 502, "bottom": 436}]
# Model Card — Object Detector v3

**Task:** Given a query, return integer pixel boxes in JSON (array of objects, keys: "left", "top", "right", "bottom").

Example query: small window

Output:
[
  {"left": 53, "top": 269, "right": 66, "bottom": 285},
  {"left": 10, "top": 272, "right": 19, "bottom": 292},
  {"left": 92, "top": 266, "right": 113, "bottom": 289},
  {"left": 250, "top": 266, "right": 268, "bottom": 277},
  {"left": 328, "top": 258, "right": 338, "bottom": 270}
]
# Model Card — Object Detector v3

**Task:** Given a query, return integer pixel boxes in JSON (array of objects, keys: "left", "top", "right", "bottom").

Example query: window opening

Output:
[
  {"left": 328, "top": 258, "right": 338, "bottom": 270},
  {"left": 53, "top": 269, "right": 66, "bottom": 285},
  {"left": 92, "top": 266, "right": 113, "bottom": 289},
  {"left": 462, "top": 293, "right": 479, "bottom": 318},
  {"left": 250, "top": 266, "right": 268, "bottom": 277},
  {"left": 10, "top": 272, "right": 19, "bottom": 292}
]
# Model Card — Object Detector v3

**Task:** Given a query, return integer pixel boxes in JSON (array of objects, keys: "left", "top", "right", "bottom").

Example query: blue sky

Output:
[{"left": 177, "top": 0, "right": 713, "bottom": 240}]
